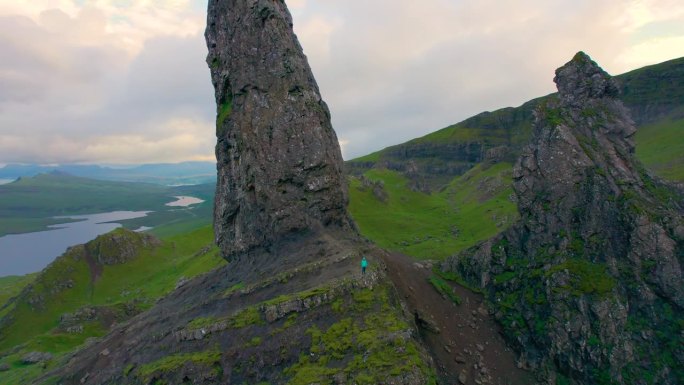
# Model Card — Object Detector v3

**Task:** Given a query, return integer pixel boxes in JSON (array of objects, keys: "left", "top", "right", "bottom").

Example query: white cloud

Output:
[
  {"left": 0, "top": 0, "right": 682, "bottom": 164},
  {"left": 287, "top": 0, "right": 307, "bottom": 9},
  {"left": 0, "top": 1, "right": 214, "bottom": 165}
]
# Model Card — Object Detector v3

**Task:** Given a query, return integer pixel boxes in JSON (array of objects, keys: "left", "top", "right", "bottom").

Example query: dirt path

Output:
[{"left": 377, "top": 250, "right": 535, "bottom": 385}]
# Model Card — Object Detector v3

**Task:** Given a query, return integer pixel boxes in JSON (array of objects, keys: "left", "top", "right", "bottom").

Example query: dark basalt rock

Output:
[
  {"left": 206, "top": 0, "right": 354, "bottom": 261},
  {"left": 554, "top": 52, "right": 620, "bottom": 107},
  {"left": 445, "top": 52, "right": 683, "bottom": 384}
]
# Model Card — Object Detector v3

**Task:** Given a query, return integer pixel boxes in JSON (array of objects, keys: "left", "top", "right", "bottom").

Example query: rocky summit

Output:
[
  {"left": 445, "top": 52, "right": 683, "bottom": 384},
  {"left": 207, "top": 0, "right": 354, "bottom": 261}
]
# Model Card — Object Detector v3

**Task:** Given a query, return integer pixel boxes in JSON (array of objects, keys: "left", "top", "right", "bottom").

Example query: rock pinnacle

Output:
[{"left": 205, "top": 0, "right": 355, "bottom": 261}]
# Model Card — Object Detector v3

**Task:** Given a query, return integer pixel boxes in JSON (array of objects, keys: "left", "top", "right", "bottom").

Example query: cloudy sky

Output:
[{"left": 1, "top": 0, "right": 683, "bottom": 165}]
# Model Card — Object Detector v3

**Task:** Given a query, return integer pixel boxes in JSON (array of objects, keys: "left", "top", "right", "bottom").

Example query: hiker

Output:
[{"left": 361, "top": 256, "right": 368, "bottom": 275}]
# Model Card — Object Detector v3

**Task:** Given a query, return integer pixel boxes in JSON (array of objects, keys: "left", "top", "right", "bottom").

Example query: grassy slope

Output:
[
  {"left": 635, "top": 117, "right": 684, "bottom": 181},
  {"left": 0, "top": 275, "right": 36, "bottom": 309},
  {"left": 0, "top": 225, "right": 225, "bottom": 384},
  {"left": 349, "top": 163, "right": 517, "bottom": 260},
  {"left": 347, "top": 114, "right": 683, "bottom": 262}
]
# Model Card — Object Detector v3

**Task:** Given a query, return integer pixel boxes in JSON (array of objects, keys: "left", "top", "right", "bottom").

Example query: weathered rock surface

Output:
[
  {"left": 22, "top": 352, "right": 53, "bottom": 365},
  {"left": 444, "top": 52, "right": 683, "bottom": 384},
  {"left": 207, "top": 0, "right": 354, "bottom": 261}
]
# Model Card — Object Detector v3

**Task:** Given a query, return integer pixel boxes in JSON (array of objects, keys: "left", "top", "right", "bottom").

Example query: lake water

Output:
[
  {"left": 166, "top": 196, "right": 205, "bottom": 207},
  {"left": 0, "top": 211, "right": 150, "bottom": 277},
  {"left": 0, "top": 178, "right": 15, "bottom": 185}
]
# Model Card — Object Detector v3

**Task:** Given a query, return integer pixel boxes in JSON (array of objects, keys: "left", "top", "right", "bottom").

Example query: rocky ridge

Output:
[
  {"left": 444, "top": 52, "right": 683, "bottom": 384},
  {"left": 207, "top": 0, "right": 354, "bottom": 261},
  {"left": 34, "top": 232, "right": 438, "bottom": 384}
]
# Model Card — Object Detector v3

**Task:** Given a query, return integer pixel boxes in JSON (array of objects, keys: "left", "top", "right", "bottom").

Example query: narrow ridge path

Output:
[{"left": 378, "top": 251, "right": 536, "bottom": 385}]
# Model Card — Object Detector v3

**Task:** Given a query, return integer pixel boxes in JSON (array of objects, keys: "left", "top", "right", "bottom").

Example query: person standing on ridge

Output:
[{"left": 361, "top": 256, "right": 368, "bottom": 275}]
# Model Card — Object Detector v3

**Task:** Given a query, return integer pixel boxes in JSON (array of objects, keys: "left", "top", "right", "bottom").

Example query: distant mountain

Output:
[
  {"left": 0, "top": 172, "right": 214, "bottom": 237},
  {"left": 0, "top": 161, "right": 216, "bottom": 185},
  {"left": 348, "top": 56, "right": 684, "bottom": 187}
]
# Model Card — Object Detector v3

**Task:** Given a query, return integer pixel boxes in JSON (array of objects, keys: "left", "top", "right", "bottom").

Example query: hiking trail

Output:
[{"left": 377, "top": 250, "right": 536, "bottom": 385}]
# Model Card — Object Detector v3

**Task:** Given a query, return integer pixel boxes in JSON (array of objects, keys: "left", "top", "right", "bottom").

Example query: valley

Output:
[{"left": 0, "top": 173, "right": 214, "bottom": 238}]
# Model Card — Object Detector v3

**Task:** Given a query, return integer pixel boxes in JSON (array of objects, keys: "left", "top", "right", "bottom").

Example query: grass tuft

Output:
[{"left": 427, "top": 276, "right": 461, "bottom": 305}]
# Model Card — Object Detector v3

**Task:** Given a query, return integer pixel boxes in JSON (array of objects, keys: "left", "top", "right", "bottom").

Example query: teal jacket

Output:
[{"left": 361, "top": 258, "right": 368, "bottom": 268}]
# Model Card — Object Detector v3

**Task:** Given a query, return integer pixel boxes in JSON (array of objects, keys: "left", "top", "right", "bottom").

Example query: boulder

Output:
[{"left": 22, "top": 351, "right": 53, "bottom": 365}]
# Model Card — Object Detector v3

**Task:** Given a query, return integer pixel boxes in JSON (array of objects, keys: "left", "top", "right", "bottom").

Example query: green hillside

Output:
[
  {"left": 0, "top": 275, "right": 36, "bottom": 309},
  {"left": 349, "top": 162, "right": 517, "bottom": 260},
  {"left": 635, "top": 116, "right": 684, "bottom": 181},
  {"left": 0, "top": 226, "right": 224, "bottom": 384},
  {"left": 347, "top": 56, "right": 684, "bottom": 186}
]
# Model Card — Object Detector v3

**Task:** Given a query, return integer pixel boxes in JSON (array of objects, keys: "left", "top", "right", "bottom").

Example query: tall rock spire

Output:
[{"left": 205, "top": 0, "right": 354, "bottom": 261}]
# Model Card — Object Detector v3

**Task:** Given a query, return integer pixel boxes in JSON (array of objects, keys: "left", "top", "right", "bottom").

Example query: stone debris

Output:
[
  {"left": 458, "top": 370, "right": 468, "bottom": 384},
  {"left": 21, "top": 351, "right": 53, "bottom": 365}
]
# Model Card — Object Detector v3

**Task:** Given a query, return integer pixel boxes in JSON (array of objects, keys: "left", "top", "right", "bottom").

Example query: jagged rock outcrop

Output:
[
  {"left": 83, "top": 229, "right": 160, "bottom": 265},
  {"left": 206, "top": 0, "right": 354, "bottom": 260},
  {"left": 444, "top": 52, "right": 683, "bottom": 384}
]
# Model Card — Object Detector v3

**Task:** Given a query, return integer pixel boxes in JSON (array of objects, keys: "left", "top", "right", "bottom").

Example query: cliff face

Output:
[
  {"left": 445, "top": 53, "right": 684, "bottom": 384},
  {"left": 206, "top": 0, "right": 354, "bottom": 261}
]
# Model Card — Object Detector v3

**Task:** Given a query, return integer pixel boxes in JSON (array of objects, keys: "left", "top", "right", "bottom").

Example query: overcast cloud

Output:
[{"left": 0, "top": 0, "right": 683, "bottom": 164}]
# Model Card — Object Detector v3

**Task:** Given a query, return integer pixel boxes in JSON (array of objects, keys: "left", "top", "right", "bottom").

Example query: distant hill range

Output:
[
  {"left": 347, "top": 56, "right": 684, "bottom": 187},
  {"left": 0, "top": 172, "right": 215, "bottom": 237},
  {"left": 0, "top": 161, "right": 216, "bottom": 186}
]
